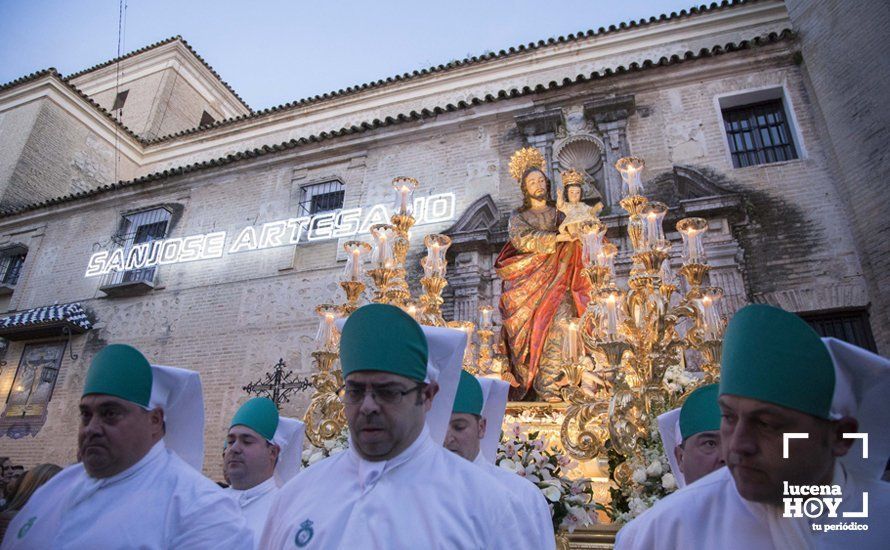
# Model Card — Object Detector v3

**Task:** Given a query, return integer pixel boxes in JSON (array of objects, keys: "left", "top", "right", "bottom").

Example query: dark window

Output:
[
  {"left": 722, "top": 99, "right": 798, "bottom": 168},
  {"left": 798, "top": 308, "right": 877, "bottom": 353},
  {"left": 199, "top": 110, "right": 216, "bottom": 127},
  {"left": 103, "top": 208, "right": 171, "bottom": 287},
  {"left": 122, "top": 218, "right": 169, "bottom": 283},
  {"left": 112, "top": 90, "right": 129, "bottom": 111},
  {"left": 299, "top": 181, "right": 345, "bottom": 216},
  {"left": 1, "top": 254, "right": 26, "bottom": 286}
]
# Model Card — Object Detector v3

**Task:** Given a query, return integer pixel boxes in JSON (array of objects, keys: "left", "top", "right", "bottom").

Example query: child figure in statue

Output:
[{"left": 556, "top": 169, "right": 603, "bottom": 237}]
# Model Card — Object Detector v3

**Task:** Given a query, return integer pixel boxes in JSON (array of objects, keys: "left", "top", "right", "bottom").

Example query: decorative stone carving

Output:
[
  {"left": 552, "top": 133, "right": 606, "bottom": 200},
  {"left": 583, "top": 95, "right": 636, "bottom": 208},
  {"left": 514, "top": 108, "right": 566, "bottom": 188},
  {"left": 441, "top": 195, "right": 508, "bottom": 322}
]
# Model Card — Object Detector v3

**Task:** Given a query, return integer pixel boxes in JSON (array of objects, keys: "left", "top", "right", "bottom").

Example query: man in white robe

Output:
[
  {"left": 224, "top": 396, "right": 305, "bottom": 547},
  {"left": 1, "top": 343, "right": 251, "bottom": 550},
  {"left": 616, "top": 304, "right": 890, "bottom": 549},
  {"left": 445, "top": 371, "right": 556, "bottom": 549},
  {"left": 656, "top": 383, "right": 724, "bottom": 488},
  {"left": 260, "top": 303, "right": 526, "bottom": 549}
]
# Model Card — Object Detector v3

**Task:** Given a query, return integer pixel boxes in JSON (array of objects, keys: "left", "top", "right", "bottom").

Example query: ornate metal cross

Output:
[{"left": 243, "top": 358, "right": 313, "bottom": 409}]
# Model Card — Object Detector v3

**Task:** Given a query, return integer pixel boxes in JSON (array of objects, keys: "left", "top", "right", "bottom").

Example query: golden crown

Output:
[
  {"left": 561, "top": 169, "right": 585, "bottom": 187},
  {"left": 508, "top": 147, "right": 546, "bottom": 182}
]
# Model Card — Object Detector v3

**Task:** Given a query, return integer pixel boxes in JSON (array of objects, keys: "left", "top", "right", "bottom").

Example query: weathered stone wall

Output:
[
  {"left": 86, "top": 67, "right": 224, "bottom": 140},
  {"left": 0, "top": 101, "right": 41, "bottom": 202},
  {"left": 0, "top": 45, "right": 875, "bottom": 476},
  {"left": 151, "top": 72, "right": 225, "bottom": 140},
  {"left": 2, "top": 99, "right": 139, "bottom": 209},
  {"left": 87, "top": 70, "right": 167, "bottom": 137},
  {"left": 785, "top": 0, "right": 890, "bottom": 353},
  {"left": 626, "top": 58, "right": 866, "bottom": 316}
]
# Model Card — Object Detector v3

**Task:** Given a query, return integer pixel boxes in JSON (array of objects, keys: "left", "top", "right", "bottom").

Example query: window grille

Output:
[
  {"left": 102, "top": 208, "right": 171, "bottom": 287},
  {"left": 0, "top": 253, "right": 26, "bottom": 286},
  {"left": 298, "top": 180, "right": 345, "bottom": 216},
  {"left": 722, "top": 99, "right": 798, "bottom": 168}
]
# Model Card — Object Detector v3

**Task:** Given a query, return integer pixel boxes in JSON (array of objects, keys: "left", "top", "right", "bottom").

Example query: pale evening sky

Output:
[{"left": 1, "top": 0, "right": 699, "bottom": 110}]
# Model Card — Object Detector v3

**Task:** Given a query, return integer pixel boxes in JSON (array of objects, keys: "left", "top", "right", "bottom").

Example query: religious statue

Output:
[
  {"left": 495, "top": 147, "right": 596, "bottom": 401},
  {"left": 556, "top": 168, "right": 604, "bottom": 237}
]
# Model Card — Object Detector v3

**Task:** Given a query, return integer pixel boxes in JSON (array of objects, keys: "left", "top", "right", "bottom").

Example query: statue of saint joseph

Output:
[{"left": 495, "top": 147, "right": 595, "bottom": 401}]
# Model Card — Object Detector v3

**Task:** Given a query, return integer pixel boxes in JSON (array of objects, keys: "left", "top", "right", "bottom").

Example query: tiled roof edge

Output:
[
  {"left": 0, "top": 68, "right": 145, "bottom": 143},
  {"left": 145, "top": 0, "right": 767, "bottom": 143},
  {"left": 63, "top": 35, "right": 252, "bottom": 112},
  {"left": 0, "top": 29, "right": 795, "bottom": 219}
]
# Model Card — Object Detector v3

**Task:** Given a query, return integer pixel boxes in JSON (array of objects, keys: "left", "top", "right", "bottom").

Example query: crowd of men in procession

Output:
[{"left": 0, "top": 302, "right": 887, "bottom": 548}]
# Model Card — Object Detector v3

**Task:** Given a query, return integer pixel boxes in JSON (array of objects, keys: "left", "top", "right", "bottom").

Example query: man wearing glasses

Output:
[{"left": 260, "top": 304, "right": 524, "bottom": 549}]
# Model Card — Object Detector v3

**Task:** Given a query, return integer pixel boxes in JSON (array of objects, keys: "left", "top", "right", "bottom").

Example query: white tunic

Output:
[
  {"left": 260, "top": 426, "right": 529, "bottom": 549},
  {"left": 1, "top": 441, "right": 252, "bottom": 550},
  {"left": 615, "top": 464, "right": 889, "bottom": 550},
  {"left": 226, "top": 477, "right": 278, "bottom": 548},
  {"left": 473, "top": 452, "right": 556, "bottom": 550}
]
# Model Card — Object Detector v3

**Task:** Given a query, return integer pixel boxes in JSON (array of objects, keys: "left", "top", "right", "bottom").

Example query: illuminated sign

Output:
[{"left": 85, "top": 193, "right": 456, "bottom": 277}]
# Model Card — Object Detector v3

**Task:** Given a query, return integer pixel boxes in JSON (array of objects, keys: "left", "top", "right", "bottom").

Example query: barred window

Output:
[
  {"left": 104, "top": 208, "right": 171, "bottom": 286},
  {"left": 722, "top": 99, "right": 798, "bottom": 168},
  {"left": 299, "top": 180, "right": 345, "bottom": 216},
  {"left": 0, "top": 251, "right": 26, "bottom": 286}
]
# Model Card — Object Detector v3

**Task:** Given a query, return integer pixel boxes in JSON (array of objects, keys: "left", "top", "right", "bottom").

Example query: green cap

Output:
[
  {"left": 452, "top": 370, "right": 484, "bottom": 416},
  {"left": 679, "top": 384, "right": 721, "bottom": 440},
  {"left": 720, "top": 304, "right": 835, "bottom": 419},
  {"left": 230, "top": 397, "right": 279, "bottom": 441},
  {"left": 340, "top": 304, "right": 428, "bottom": 382},
  {"left": 82, "top": 344, "right": 153, "bottom": 407}
]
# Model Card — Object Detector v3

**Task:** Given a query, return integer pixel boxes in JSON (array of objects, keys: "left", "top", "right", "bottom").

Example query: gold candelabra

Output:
[
  {"left": 304, "top": 176, "right": 491, "bottom": 441},
  {"left": 303, "top": 304, "right": 346, "bottom": 447},
  {"left": 559, "top": 157, "right": 726, "bottom": 467}
]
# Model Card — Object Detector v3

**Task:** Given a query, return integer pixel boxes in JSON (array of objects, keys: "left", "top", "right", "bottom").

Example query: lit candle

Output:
[
  {"left": 642, "top": 201, "right": 668, "bottom": 249},
  {"left": 615, "top": 157, "right": 645, "bottom": 198},
  {"left": 660, "top": 258, "right": 675, "bottom": 286},
  {"left": 479, "top": 305, "right": 494, "bottom": 330},
  {"left": 596, "top": 243, "right": 618, "bottom": 279},
  {"left": 370, "top": 224, "right": 395, "bottom": 268},
  {"left": 342, "top": 241, "right": 371, "bottom": 281},
  {"left": 406, "top": 303, "right": 418, "bottom": 320},
  {"left": 392, "top": 177, "right": 418, "bottom": 216},
  {"left": 351, "top": 249, "right": 361, "bottom": 279},
  {"left": 315, "top": 304, "right": 341, "bottom": 352},
  {"left": 604, "top": 293, "right": 619, "bottom": 336},
  {"left": 580, "top": 221, "right": 607, "bottom": 268},
  {"left": 676, "top": 218, "right": 709, "bottom": 265},
  {"left": 423, "top": 234, "right": 452, "bottom": 278},
  {"left": 566, "top": 320, "right": 579, "bottom": 362},
  {"left": 697, "top": 287, "right": 724, "bottom": 340}
]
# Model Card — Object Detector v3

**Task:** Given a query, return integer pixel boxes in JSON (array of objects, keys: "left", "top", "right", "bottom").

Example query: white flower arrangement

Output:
[
  {"left": 663, "top": 363, "right": 702, "bottom": 395},
  {"left": 301, "top": 427, "right": 349, "bottom": 468},
  {"left": 496, "top": 423, "right": 601, "bottom": 533},
  {"left": 610, "top": 416, "right": 678, "bottom": 524}
]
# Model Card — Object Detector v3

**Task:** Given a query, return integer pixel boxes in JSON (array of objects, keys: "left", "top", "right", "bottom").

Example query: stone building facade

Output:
[{"left": 0, "top": 0, "right": 885, "bottom": 477}]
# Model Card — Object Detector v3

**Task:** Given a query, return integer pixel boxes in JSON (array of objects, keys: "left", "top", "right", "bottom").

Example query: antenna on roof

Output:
[{"left": 113, "top": 0, "right": 128, "bottom": 187}]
